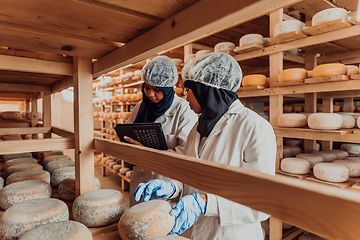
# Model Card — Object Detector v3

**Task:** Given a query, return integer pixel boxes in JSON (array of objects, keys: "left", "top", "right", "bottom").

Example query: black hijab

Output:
[
  {"left": 184, "top": 80, "right": 238, "bottom": 138},
  {"left": 133, "top": 83, "right": 175, "bottom": 123}
]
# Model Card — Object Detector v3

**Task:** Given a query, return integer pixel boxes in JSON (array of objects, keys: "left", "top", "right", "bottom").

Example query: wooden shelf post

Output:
[{"left": 30, "top": 92, "right": 38, "bottom": 139}]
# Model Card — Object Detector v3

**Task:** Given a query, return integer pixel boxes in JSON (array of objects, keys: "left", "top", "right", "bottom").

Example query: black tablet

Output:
[{"left": 114, "top": 123, "right": 168, "bottom": 150}]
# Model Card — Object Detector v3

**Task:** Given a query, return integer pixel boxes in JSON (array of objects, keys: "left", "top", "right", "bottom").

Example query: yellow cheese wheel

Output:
[
  {"left": 277, "top": 114, "right": 307, "bottom": 128},
  {"left": 278, "top": 68, "right": 307, "bottom": 82},
  {"left": 263, "top": 106, "right": 269, "bottom": 112},
  {"left": 346, "top": 65, "right": 359, "bottom": 75},
  {"left": 242, "top": 74, "right": 267, "bottom": 87},
  {"left": 312, "top": 63, "right": 347, "bottom": 78},
  {"left": 333, "top": 105, "right": 341, "bottom": 112},
  {"left": 283, "top": 106, "right": 293, "bottom": 113},
  {"left": 293, "top": 106, "right": 303, "bottom": 112}
]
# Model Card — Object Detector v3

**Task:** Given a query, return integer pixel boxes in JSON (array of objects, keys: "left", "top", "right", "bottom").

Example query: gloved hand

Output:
[
  {"left": 134, "top": 179, "right": 175, "bottom": 202},
  {"left": 168, "top": 193, "right": 206, "bottom": 235}
]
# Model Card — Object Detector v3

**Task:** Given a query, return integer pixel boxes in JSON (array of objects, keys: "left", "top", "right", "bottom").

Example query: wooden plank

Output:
[
  {"left": 0, "top": 138, "right": 75, "bottom": 154},
  {"left": 0, "top": 48, "right": 72, "bottom": 63},
  {"left": 283, "top": 52, "right": 305, "bottom": 64},
  {"left": 282, "top": 228, "right": 303, "bottom": 240},
  {"left": 269, "top": 216, "right": 282, "bottom": 240},
  {"left": 51, "top": 126, "right": 75, "bottom": 138},
  {"left": 304, "top": 18, "right": 353, "bottom": 36},
  {"left": 30, "top": 93, "right": 38, "bottom": 139},
  {"left": 271, "top": 80, "right": 304, "bottom": 87},
  {"left": 276, "top": 169, "right": 309, "bottom": 179},
  {"left": 238, "top": 85, "right": 265, "bottom": 91},
  {"left": 304, "top": 75, "right": 349, "bottom": 84},
  {"left": 93, "top": 0, "right": 302, "bottom": 78},
  {"left": 343, "top": 97, "right": 354, "bottom": 112},
  {"left": 0, "top": 54, "right": 72, "bottom": 75},
  {"left": 93, "top": 137, "right": 360, "bottom": 240},
  {"left": 43, "top": 92, "right": 51, "bottom": 139},
  {"left": 0, "top": 127, "right": 51, "bottom": 135},
  {"left": 73, "top": 57, "right": 95, "bottom": 196},
  {"left": 233, "top": 43, "right": 263, "bottom": 54},
  {"left": 51, "top": 77, "right": 73, "bottom": 94},
  {"left": 269, "top": 31, "right": 308, "bottom": 45},
  {"left": 0, "top": 82, "right": 50, "bottom": 92},
  {"left": 0, "top": 122, "right": 30, "bottom": 128}
]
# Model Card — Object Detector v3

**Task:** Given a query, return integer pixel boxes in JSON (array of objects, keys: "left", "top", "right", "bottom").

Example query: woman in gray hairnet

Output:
[
  {"left": 134, "top": 52, "right": 276, "bottom": 239},
  {"left": 125, "top": 55, "right": 198, "bottom": 207}
]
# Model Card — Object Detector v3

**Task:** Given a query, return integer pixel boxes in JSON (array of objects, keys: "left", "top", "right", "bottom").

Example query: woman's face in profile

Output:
[
  {"left": 186, "top": 88, "right": 202, "bottom": 114},
  {"left": 144, "top": 83, "right": 164, "bottom": 103}
]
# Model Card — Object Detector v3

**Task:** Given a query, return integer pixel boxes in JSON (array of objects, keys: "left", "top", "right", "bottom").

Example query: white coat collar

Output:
[{"left": 155, "top": 94, "right": 181, "bottom": 123}]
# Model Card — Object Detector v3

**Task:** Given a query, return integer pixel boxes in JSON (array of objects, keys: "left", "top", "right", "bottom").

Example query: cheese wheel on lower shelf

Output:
[
  {"left": 119, "top": 167, "right": 130, "bottom": 175},
  {"left": 311, "top": 151, "right": 337, "bottom": 162},
  {"left": 1, "top": 111, "right": 21, "bottom": 120},
  {"left": 43, "top": 155, "right": 71, "bottom": 166},
  {"left": 312, "top": 63, "right": 347, "bottom": 78},
  {"left": 280, "top": 158, "right": 310, "bottom": 174},
  {"left": 195, "top": 50, "right": 212, "bottom": 58},
  {"left": 283, "top": 147, "right": 292, "bottom": 158},
  {"left": 6, "top": 169, "right": 50, "bottom": 185},
  {"left": 4, "top": 158, "right": 38, "bottom": 169},
  {"left": 345, "top": 156, "right": 360, "bottom": 161},
  {"left": 332, "top": 160, "right": 360, "bottom": 177},
  {"left": 113, "top": 164, "right": 122, "bottom": 172},
  {"left": 341, "top": 143, "right": 360, "bottom": 156},
  {"left": 0, "top": 180, "right": 51, "bottom": 210},
  {"left": 241, "top": 74, "right": 267, "bottom": 87},
  {"left": 296, "top": 154, "right": 323, "bottom": 168},
  {"left": 313, "top": 163, "right": 349, "bottom": 182},
  {"left": 1, "top": 153, "right": 33, "bottom": 162},
  {"left": 285, "top": 139, "right": 303, "bottom": 147},
  {"left": 72, "top": 189, "right": 125, "bottom": 227},
  {"left": 125, "top": 170, "right": 133, "bottom": 178},
  {"left": 323, "top": 149, "right": 348, "bottom": 160},
  {"left": 5, "top": 163, "right": 42, "bottom": 177},
  {"left": 18, "top": 220, "right": 92, "bottom": 240},
  {"left": 50, "top": 166, "right": 75, "bottom": 188},
  {"left": 0, "top": 198, "right": 69, "bottom": 240},
  {"left": 277, "top": 114, "right": 307, "bottom": 128},
  {"left": 346, "top": 65, "right": 359, "bottom": 75},
  {"left": 58, "top": 178, "right": 101, "bottom": 201},
  {"left": 278, "top": 68, "right": 307, "bottom": 82},
  {"left": 119, "top": 200, "right": 175, "bottom": 240},
  {"left": 44, "top": 160, "right": 75, "bottom": 173},
  {"left": 214, "top": 42, "right": 235, "bottom": 52},
  {"left": 307, "top": 113, "right": 343, "bottom": 130},
  {"left": 340, "top": 114, "right": 356, "bottom": 128}
]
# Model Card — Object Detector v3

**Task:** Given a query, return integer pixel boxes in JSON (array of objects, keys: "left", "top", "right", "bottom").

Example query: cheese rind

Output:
[
  {"left": 5, "top": 163, "right": 42, "bottom": 177},
  {"left": 43, "top": 155, "right": 71, "bottom": 166},
  {"left": 44, "top": 159, "right": 75, "bottom": 173},
  {"left": 307, "top": 113, "right": 343, "bottom": 130},
  {"left": 296, "top": 154, "right": 323, "bottom": 168},
  {"left": 50, "top": 166, "right": 75, "bottom": 188},
  {"left": 6, "top": 169, "right": 50, "bottom": 185},
  {"left": 242, "top": 75, "right": 267, "bottom": 87},
  {"left": 277, "top": 114, "right": 307, "bottom": 128},
  {"left": 214, "top": 42, "right": 235, "bottom": 52},
  {"left": 341, "top": 143, "right": 360, "bottom": 156},
  {"left": 4, "top": 158, "right": 38, "bottom": 169},
  {"left": 0, "top": 177, "right": 3, "bottom": 190},
  {"left": 332, "top": 160, "right": 360, "bottom": 177},
  {"left": 278, "top": 68, "right": 307, "bottom": 82},
  {"left": 311, "top": 151, "right": 337, "bottom": 162},
  {"left": 323, "top": 149, "right": 348, "bottom": 160},
  {"left": 239, "top": 34, "right": 264, "bottom": 47},
  {"left": 340, "top": 114, "right": 355, "bottom": 128},
  {"left": 312, "top": 63, "right": 347, "bottom": 78},
  {"left": 58, "top": 177, "right": 101, "bottom": 201},
  {"left": 1, "top": 111, "right": 21, "bottom": 120},
  {"left": 1, "top": 153, "right": 33, "bottom": 162},
  {"left": 313, "top": 163, "right": 349, "bottom": 182},
  {"left": 281, "top": 158, "right": 310, "bottom": 174}
]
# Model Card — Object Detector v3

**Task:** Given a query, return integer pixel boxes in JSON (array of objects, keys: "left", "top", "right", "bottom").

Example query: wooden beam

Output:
[
  {"left": 318, "top": 90, "right": 360, "bottom": 99},
  {"left": 30, "top": 93, "right": 38, "bottom": 139},
  {"left": 318, "top": 49, "right": 360, "bottom": 64},
  {"left": 0, "top": 127, "right": 51, "bottom": 135},
  {"left": 73, "top": 57, "right": 95, "bottom": 196},
  {"left": 0, "top": 138, "right": 75, "bottom": 154},
  {"left": 51, "top": 126, "right": 75, "bottom": 138},
  {"left": 93, "top": 0, "right": 302, "bottom": 78},
  {"left": 191, "top": 43, "right": 213, "bottom": 51},
  {"left": 0, "top": 54, "right": 72, "bottom": 75},
  {"left": 0, "top": 82, "right": 50, "bottom": 92},
  {"left": 51, "top": 76, "right": 73, "bottom": 94},
  {"left": 283, "top": 52, "right": 305, "bottom": 64},
  {"left": 93, "top": 137, "right": 360, "bottom": 240},
  {"left": 0, "top": 92, "right": 32, "bottom": 100},
  {"left": 42, "top": 92, "right": 51, "bottom": 139}
]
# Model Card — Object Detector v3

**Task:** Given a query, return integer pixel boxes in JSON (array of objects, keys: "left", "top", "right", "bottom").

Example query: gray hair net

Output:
[
  {"left": 181, "top": 52, "right": 242, "bottom": 92},
  {"left": 141, "top": 56, "right": 178, "bottom": 87}
]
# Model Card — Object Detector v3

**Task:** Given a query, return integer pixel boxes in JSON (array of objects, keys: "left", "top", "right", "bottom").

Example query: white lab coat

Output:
[
  {"left": 128, "top": 94, "right": 198, "bottom": 206},
  {"left": 171, "top": 100, "right": 276, "bottom": 240}
]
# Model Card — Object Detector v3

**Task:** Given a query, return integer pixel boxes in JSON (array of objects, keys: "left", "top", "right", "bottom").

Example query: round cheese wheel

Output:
[
  {"left": 58, "top": 178, "right": 101, "bottom": 201},
  {"left": 5, "top": 164, "right": 42, "bottom": 177},
  {"left": 0, "top": 180, "right": 51, "bottom": 210},
  {"left": 281, "top": 158, "right": 310, "bottom": 174},
  {"left": 119, "top": 200, "right": 175, "bottom": 240},
  {"left": 125, "top": 72, "right": 134, "bottom": 78},
  {"left": 346, "top": 156, "right": 360, "bottom": 161},
  {"left": 357, "top": 116, "right": 360, "bottom": 129},
  {"left": 120, "top": 167, "right": 130, "bottom": 175},
  {"left": 43, "top": 155, "right": 71, "bottom": 166},
  {"left": 296, "top": 154, "right": 323, "bottom": 168},
  {"left": 307, "top": 113, "right": 343, "bottom": 130},
  {"left": 273, "top": 20, "right": 305, "bottom": 37},
  {"left": 0, "top": 198, "right": 69, "bottom": 240},
  {"left": 134, "top": 70, "right": 142, "bottom": 76},
  {"left": 332, "top": 159, "right": 360, "bottom": 177},
  {"left": 109, "top": 162, "right": 117, "bottom": 168},
  {"left": 239, "top": 34, "right": 264, "bottom": 47},
  {"left": 341, "top": 143, "right": 360, "bottom": 156},
  {"left": 242, "top": 74, "right": 267, "bottom": 87},
  {"left": 112, "top": 164, "right": 122, "bottom": 172},
  {"left": 285, "top": 139, "right": 303, "bottom": 147},
  {"left": 126, "top": 170, "right": 133, "bottom": 178},
  {"left": 312, "top": 8, "right": 348, "bottom": 26},
  {"left": 72, "top": 189, "right": 125, "bottom": 227},
  {"left": 0, "top": 177, "right": 4, "bottom": 190},
  {"left": 6, "top": 169, "right": 50, "bottom": 185},
  {"left": 184, "top": 54, "right": 196, "bottom": 63},
  {"left": 293, "top": 106, "right": 303, "bottom": 112},
  {"left": 346, "top": 65, "right": 359, "bottom": 75},
  {"left": 4, "top": 158, "right": 38, "bottom": 169},
  {"left": 333, "top": 105, "right": 341, "bottom": 112},
  {"left": 214, "top": 42, "right": 235, "bottom": 52},
  {"left": 277, "top": 114, "right": 307, "bottom": 128},
  {"left": 2, "top": 153, "right": 33, "bottom": 162},
  {"left": 313, "top": 162, "right": 349, "bottom": 182},
  {"left": 283, "top": 106, "right": 293, "bottom": 112},
  {"left": 195, "top": 50, "right": 212, "bottom": 58},
  {"left": 312, "top": 63, "right": 347, "bottom": 78},
  {"left": 278, "top": 68, "right": 307, "bottom": 82},
  {"left": 323, "top": 149, "right": 348, "bottom": 160},
  {"left": 283, "top": 147, "right": 292, "bottom": 158},
  {"left": 1, "top": 111, "right": 21, "bottom": 120},
  {"left": 18, "top": 220, "right": 92, "bottom": 240},
  {"left": 45, "top": 160, "right": 75, "bottom": 174},
  {"left": 340, "top": 114, "right": 355, "bottom": 128},
  {"left": 311, "top": 151, "right": 337, "bottom": 162},
  {"left": 50, "top": 167, "right": 75, "bottom": 188}
]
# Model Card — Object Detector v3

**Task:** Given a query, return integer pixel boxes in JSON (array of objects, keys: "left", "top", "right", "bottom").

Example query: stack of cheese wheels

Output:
[
  {"left": 278, "top": 68, "right": 307, "bottom": 82},
  {"left": 50, "top": 166, "right": 75, "bottom": 188},
  {"left": 346, "top": 65, "right": 359, "bottom": 75},
  {"left": 72, "top": 189, "right": 125, "bottom": 227},
  {"left": 44, "top": 159, "right": 75, "bottom": 174},
  {"left": 0, "top": 180, "right": 51, "bottom": 210},
  {"left": 312, "top": 8, "right": 348, "bottom": 26},
  {"left": 1, "top": 111, "right": 21, "bottom": 120},
  {"left": 296, "top": 153, "right": 323, "bottom": 168},
  {"left": 313, "top": 162, "right": 350, "bottom": 182},
  {"left": 58, "top": 177, "right": 101, "bottom": 201},
  {"left": 0, "top": 198, "right": 69, "bottom": 240},
  {"left": 323, "top": 149, "right": 348, "bottom": 159},
  {"left": 277, "top": 114, "right": 307, "bottom": 128},
  {"left": 195, "top": 50, "right": 212, "bottom": 58},
  {"left": 4, "top": 158, "right": 38, "bottom": 169},
  {"left": 341, "top": 143, "right": 360, "bottom": 156},
  {"left": 6, "top": 169, "right": 50, "bottom": 185},
  {"left": 214, "top": 42, "right": 235, "bottom": 52},
  {"left": 119, "top": 200, "right": 175, "bottom": 240},
  {"left": 18, "top": 221, "right": 92, "bottom": 240},
  {"left": 273, "top": 20, "right": 305, "bottom": 37},
  {"left": 281, "top": 157, "right": 310, "bottom": 174},
  {"left": 5, "top": 164, "right": 42, "bottom": 178},
  {"left": 340, "top": 114, "right": 356, "bottom": 128},
  {"left": 312, "top": 63, "right": 347, "bottom": 78},
  {"left": 332, "top": 160, "right": 360, "bottom": 177},
  {"left": 1, "top": 153, "right": 33, "bottom": 162},
  {"left": 311, "top": 151, "right": 337, "bottom": 162},
  {"left": 241, "top": 74, "right": 267, "bottom": 87},
  {"left": 307, "top": 113, "right": 343, "bottom": 130},
  {"left": 239, "top": 34, "right": 264, "bottom": 47}
]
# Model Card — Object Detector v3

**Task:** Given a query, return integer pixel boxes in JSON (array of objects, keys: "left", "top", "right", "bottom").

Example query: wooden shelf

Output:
[
  {"left": 270, "top": 31, "right": 308, "bottom": 45},
  {"left": 100, "top": 162, "right": 131, "bottom": 183},
  {"left": 304, "top": 18, "right": 353, "bottom": 36}
]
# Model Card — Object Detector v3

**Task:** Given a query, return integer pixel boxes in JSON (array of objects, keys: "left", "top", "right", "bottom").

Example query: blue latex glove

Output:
[
  {"left": 134, "top": 179, "right": 175, "bottom": 202},
  {"left": 168, "top": 193, "right": 206, "bottom": 235}
]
